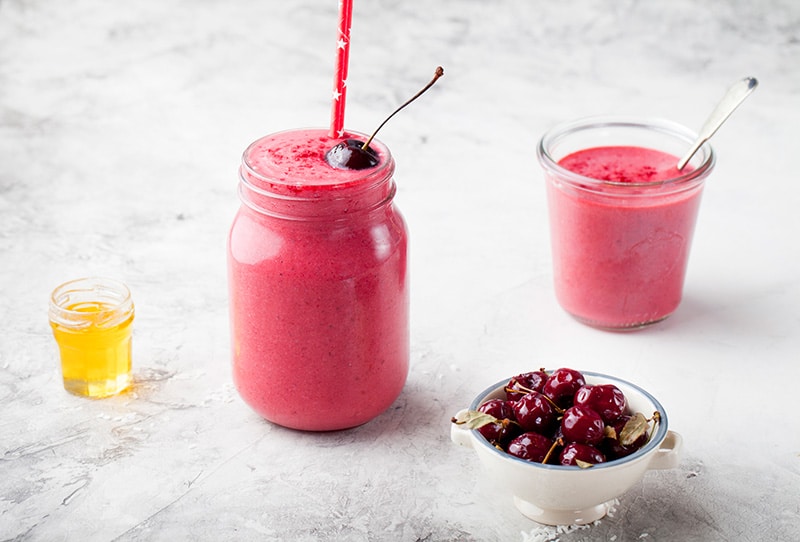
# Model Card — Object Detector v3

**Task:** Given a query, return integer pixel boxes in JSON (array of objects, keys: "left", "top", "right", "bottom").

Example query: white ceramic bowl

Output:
[{"left": 451, "top": 371, "right": 682, "bottom": 526}]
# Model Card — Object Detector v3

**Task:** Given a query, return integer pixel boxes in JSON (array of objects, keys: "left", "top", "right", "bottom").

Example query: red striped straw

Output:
[{"left": 329, "top": 0, "right": 354, "bottom": 138}]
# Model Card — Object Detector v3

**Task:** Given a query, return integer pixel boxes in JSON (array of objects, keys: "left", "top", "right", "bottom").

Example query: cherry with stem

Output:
[{"left": 326, "top": 66, "right": 444, "bottom": 170}]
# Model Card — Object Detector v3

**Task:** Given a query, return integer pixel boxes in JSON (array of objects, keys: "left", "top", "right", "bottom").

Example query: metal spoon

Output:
[{"left": 677, "top": 76, "right": 758, "bottom": 170}]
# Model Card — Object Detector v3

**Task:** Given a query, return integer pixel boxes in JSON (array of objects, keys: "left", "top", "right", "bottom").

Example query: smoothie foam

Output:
[{"left": 242, "top": 130, "right": 378, "bottom": 187}]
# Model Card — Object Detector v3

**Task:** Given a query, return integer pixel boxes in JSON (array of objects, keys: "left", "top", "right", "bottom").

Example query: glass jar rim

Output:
[
  {"left": 49, "top": 277, "right": 134, "bottom": 327},
  {"left": 537, "top": 116, "right": 716, "bottom": 189}
]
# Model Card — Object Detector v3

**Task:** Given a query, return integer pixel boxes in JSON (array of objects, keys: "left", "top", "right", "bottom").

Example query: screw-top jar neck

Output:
[
  {"left": 238, "top": 129, "right": 397, "bottom": 221},
  {"left": 49, "top": 277, "right": 134, "bottom": 330}
]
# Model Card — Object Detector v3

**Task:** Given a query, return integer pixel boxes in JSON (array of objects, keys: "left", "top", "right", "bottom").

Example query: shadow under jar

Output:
[{"left": 227, "top": 129, "right": 409, "bottom": 431}]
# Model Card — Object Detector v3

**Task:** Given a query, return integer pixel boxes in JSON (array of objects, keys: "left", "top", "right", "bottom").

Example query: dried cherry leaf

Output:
[
  {"left": 451, "top": 410, "right": 498, "bottom": 430},
  {"left": 575, "top": 459, "right": 595, "bottom": 469},
  {"left": 619, "top": 412, "right": 649, "bottom": 446}
]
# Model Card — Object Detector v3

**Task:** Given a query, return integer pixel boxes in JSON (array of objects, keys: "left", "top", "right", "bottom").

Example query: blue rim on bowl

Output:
[{"left": 467, "top": 371, "right": 669, "bottom": 470}]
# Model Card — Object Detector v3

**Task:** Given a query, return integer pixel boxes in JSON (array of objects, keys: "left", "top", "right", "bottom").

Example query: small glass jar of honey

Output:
[{"left": 49, "top": 277, "right": 134, "bottom": 398}]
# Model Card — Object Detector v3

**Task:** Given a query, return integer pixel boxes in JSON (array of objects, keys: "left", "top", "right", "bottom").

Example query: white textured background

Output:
[{"left": 1, "top": 1, "right": 798, "bottom": 540}]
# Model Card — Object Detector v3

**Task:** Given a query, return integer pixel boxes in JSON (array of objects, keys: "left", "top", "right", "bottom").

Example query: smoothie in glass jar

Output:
[
  {"left": 538, "top": 118, "right": 715, "bottom": 330},
  {"left": 228, "top": 129, "right": 408, "bottom": 430}
]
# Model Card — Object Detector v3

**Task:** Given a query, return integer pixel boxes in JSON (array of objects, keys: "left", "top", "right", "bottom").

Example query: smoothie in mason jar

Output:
[{"left": 228, "top": 129, "right": 408, "bottom": 431}]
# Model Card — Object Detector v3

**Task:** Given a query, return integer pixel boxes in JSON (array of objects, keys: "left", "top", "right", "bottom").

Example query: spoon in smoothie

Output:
[{"left": 677, "top": 76, "right": 758, "bottom": 170}]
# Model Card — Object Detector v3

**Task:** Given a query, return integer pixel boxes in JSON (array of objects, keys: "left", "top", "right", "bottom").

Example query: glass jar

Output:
[
  {"left": 227, "top": 128, "right": 409, "bottom": 430},
  {"left": 537, "top": 117, "right": 715, "bottom": 330},
  {"left": 49, "top": 277, "right": 134, "bottom": 397}
]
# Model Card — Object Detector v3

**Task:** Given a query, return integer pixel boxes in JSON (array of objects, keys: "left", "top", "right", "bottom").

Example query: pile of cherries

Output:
[{"left": 454, "top": 368, "right": 658, "bottom": 468}]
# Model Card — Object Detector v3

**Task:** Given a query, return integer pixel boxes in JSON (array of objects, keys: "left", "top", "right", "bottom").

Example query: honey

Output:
[{"left": 49, "top": 278, "right": 134, "bottom": 398}]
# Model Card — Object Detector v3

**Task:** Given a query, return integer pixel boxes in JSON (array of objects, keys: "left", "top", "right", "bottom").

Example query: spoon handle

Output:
[{"left": 677, "top": 76, "right": 758, "bottom": 170}]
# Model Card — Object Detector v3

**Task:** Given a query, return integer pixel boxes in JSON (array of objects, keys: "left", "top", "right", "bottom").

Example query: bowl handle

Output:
[
  {"left": 648, "top": 430, "right": 683, "bottom": 470},
  {"left": 450, "top": 409, "right": 474, "bottom": 449}
]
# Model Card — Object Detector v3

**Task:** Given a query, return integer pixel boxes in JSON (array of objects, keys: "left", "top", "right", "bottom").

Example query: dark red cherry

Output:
[
  {"left": 574, "top": 384, "right": 627, "bottom": 424},
  {"left": 560, "top": 405, "right": 605, "bottom": 446},
  {"left": 512, "top": 392, "right": 557, "bottom": 435},
  {"left": 476, "top": 399, "right": 518, "bottom": 444},
  {"left": 477, "top": 399, "right": 515, "bottom": 420},
  {"left": 476, "top": 420, "right": 516, "bottom": 445},
  {"left": 325, "top": 139, "right": 379, "bottom": 170},
  {"left": 506, "top": 370, "right": 549, "bottom": 400},
  {"left": 507, "top": 432, "right": 554, "bottom": 463},
  {"left": 542, "top": 368, "right": 586, "bottom": 408},
  {"left": 559, "top": 443, "right": 606, "bottom": 466}
]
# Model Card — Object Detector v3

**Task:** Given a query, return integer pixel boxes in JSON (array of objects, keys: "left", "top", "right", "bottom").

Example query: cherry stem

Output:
[
  {"left": 645, "top": 411, "right": 661, "bottom": 444},
  {"left": 539, "top": 393, "right": 565, "bottom": 414},
  {"left": 504, "top": 384, "right": 565, "bottom": 414},
  {"left": 651, "top": 411, "right": 661, "bottom": 424},
  {"left": 505, "top": 384, "right": 535, "bottom": 395},
  {"left": 541, "top": 438, "right": 563, "bottom": 465},
  {"left": 361, "top": 66, "right": 444, "bottom": 151}
]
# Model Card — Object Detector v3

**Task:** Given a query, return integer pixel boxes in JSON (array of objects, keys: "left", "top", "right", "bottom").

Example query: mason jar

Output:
[{"left": 228, "top": 128, "right": 409, "bottom": 430}]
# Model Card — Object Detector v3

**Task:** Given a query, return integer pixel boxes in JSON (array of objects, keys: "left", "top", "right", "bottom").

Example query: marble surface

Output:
[{"left": 1, "top": 0, "right": 799, "bottom": 540}]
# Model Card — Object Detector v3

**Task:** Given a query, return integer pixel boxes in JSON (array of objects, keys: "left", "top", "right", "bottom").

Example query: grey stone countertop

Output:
[{"left": 1, "top": 1, "right": 798, "bottom": 540}]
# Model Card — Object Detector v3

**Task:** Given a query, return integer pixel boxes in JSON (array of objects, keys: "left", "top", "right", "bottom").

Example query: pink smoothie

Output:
[
  {"left": 228, "top": 129, "right": 408, "bottom": 430},
  {"left": 547, "top": 146, "right": 703, "bottom": 328}
]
